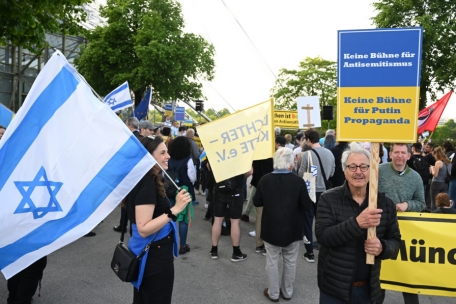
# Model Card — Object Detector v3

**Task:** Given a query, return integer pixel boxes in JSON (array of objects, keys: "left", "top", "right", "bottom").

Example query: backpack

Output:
[
  {"left": 412, "top": 155, "right": 430, "bottom": 184},
  {"left": 165, "top": 170, "right": 180, "bottom": 198},
  {"left": 215, "top": 176, "right": 239, "bottom": 193}
]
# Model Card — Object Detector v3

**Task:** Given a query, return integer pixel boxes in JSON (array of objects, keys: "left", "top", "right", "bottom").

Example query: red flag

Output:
[{"left": 417, "top": 91, "right": 453, "bottom": 134}]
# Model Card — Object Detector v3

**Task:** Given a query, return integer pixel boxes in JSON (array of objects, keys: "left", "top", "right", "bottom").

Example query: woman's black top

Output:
[{"left": 127, "top": 174, "right": 169, "bottom": 224}]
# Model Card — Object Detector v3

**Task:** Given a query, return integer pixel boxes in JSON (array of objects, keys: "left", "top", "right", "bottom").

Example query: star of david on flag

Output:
[
  {"left": 103, "top": 81, "right": 133, "bottom": 112},
  {"left": 0, "top": 51, "right": 155, "bottom": 279},
  {"left": 14, "top": 167, "right": 63, "bottom": 219}
]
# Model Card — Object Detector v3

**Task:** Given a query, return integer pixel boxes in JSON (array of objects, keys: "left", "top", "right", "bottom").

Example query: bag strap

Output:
[
  {"left": 306, "top": 151, "right": 312, "bottom": 173},
  {"left": 119, "top": 206, "right": 128, "bottom": 243},
  {"left": 311, "top": 149, "right": 329, "bottom": 184}
]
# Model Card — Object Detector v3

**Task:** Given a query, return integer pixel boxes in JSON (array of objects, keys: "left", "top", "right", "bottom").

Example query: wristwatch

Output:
[{"left": 166, "top": 209, "right": 177, "bottom": 222}]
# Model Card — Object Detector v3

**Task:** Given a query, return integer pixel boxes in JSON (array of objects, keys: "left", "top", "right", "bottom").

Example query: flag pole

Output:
[{"left": 147, "top": 85, "right": 153, "bottom": 121}]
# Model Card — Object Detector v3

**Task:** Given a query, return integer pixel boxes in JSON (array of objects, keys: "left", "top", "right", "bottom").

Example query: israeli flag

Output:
[
  {"left": 103, "top": 81, "right": 133, "bottom": 112},
  {"left": 0, "top": 51, "right": 155, "bottom": 279}
]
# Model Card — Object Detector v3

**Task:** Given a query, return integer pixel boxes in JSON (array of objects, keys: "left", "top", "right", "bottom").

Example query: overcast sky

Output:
[{"left": 178, "top": 0, "right": 455, "bottom": 119}]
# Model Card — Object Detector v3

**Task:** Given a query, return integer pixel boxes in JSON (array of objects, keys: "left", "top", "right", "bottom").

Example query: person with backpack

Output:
[
  {"left": 407, "top": 142, "right": 430, "bottom": 211},
  {"left": 167, "top": 137, "right": 196, "bottom": 254},
  {"left": 210, "top": 168, "right": 253, "bottom": 262}
]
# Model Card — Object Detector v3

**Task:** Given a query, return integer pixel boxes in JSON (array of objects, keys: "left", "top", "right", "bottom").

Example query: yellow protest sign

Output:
[
  {"left": 273, "top": 110, "right": 298, "bottom": 129},
  {"left": 197, "top": 99, "right": 275, "bottom": 182},
  {"left": 380, "top": 213, "right": 456, "bottom": 297}
]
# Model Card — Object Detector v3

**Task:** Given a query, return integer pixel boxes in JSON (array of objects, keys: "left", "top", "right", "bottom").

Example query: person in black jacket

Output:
[
  {"left": 316, "top": 142, "right": 401, "bottom": 304},
  {"left": 253, "top": 147, "right": 312, "bottom": 302}
]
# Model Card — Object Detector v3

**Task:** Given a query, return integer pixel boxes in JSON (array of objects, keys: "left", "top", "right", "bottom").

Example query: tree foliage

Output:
[
  {"left": 431, "top": 119, "right": 456, "bottom": 145},
  {"left": 0, "top": 0, "right": 88, "bottom": 53},
  {"left": 372, "top": 0, "right": 456, "bottom": 109},
  {"left": 185, "top": 107, "right": 230, "bottom": 122},
  {"left": 271, "top": 57, "right": 337, "bottom": 111},
  {"left": 74, "top": 0, "right": 215, "bottom": 106}
]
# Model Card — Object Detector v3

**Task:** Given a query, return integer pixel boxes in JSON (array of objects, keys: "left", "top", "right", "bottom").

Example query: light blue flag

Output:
[
  {"left": 0, "top": 103, "right": 15, "bottom": 127},
  {"left": 0, "top": 51, "right": 156, "bottom": 279},
  {"left": 104, "top": 81, "right": 133, "bottom": 112}
]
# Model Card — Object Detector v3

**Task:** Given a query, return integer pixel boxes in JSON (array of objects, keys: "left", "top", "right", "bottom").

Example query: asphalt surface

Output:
[{"left": 1, "top": 190, "right": 455, "bottom": 304}]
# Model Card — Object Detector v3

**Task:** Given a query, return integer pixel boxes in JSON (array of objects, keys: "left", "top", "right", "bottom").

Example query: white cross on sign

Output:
[{"left": 297, "top": 96, "right": 321, "bottom": 128}]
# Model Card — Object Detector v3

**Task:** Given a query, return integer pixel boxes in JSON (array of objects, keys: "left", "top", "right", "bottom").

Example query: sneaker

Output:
[
  {"left": 210, "top": 251, "right": 218, "bottom": 259},
  {"left": 255, "top": 246, "right": 266, "bottom": 256},
  {"left": 179, "top": 244, "right": 190, "bottom": 254},
  {"left": 240, "top": 214, "right": 249, "bottom": 222},
  {"left": 304, "top": 253, "right": 315, "bottom": 263},
  {"left": 204, "top": 202, "right": 209, "bottom": 209},
  {"left": 231, "top": 253, "right": 247, "bottom": 262},
  {"left": 249, "top": 230, "right": 256, "bottom": 237},
  {"left": 192, "top": 201, "right": 200, "bottom": 205}
]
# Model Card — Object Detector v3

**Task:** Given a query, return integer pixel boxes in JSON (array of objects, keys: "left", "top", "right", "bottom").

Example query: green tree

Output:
[
  {"left": 0, "top": 0, "right": 88, "bottom": 53},
  {"left": 372, "top": 0, "right": 456, "bottom": 110},
  {"left": 74, "top": 0, "right": 215, "bottom": 106},
  {"left": 271, "top": 57, "right": 337, "bottom": 111},
  {"left": 430, "top": 119, "right": 456, "bottom": 145}
]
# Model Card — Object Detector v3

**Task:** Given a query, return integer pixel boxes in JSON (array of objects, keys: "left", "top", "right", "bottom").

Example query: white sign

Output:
[{"left": 297, "top": 96, "right": 321, "bottom": 128}]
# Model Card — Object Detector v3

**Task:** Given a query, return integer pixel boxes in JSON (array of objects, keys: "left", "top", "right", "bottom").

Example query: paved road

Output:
[{"left": 1, "top": 191, "right": 455, "bottom": 303}]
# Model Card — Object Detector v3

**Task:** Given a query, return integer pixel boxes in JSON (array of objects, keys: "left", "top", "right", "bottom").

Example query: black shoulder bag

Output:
[
  {"left": 311, "top": 149, "right": 333, "bottom": 190},
  {"left": 111, "top": 209, "right": 160, "bottom": 282}
]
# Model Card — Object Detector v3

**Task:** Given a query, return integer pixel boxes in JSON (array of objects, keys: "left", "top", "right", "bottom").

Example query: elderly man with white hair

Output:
[
  {"left": 316, "top": 142, "right": 401, "bottom": 304},
  {"left": 253, "top": 148, "right": 312, "bottom": 302}
]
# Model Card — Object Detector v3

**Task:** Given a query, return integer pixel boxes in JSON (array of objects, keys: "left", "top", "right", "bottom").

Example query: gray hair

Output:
[
  {"left": 186, "top": 128, "right": 195, "bottom": 137},
  {"left": 341, "top": 142, "right": 370, "bottom": 171},
  {"left": 326, "top": 129, "right": 335, "bottom": 136},
  {"left": 273, "top": 147, "right": 294, "bottom": 170},
  {"left": 126, "top": 117, "right": 139, "bottom": 130}
]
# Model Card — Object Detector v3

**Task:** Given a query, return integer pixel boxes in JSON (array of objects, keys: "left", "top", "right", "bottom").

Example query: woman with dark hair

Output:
[
  {"left": 430, "top": 146, "right": 452, "bottom": 210},
  {"left": 127, "top": 135, "right": 192, "bottom": 304},
  {"left": 167, "top": 136, "right": 196, "bottom": 254}
]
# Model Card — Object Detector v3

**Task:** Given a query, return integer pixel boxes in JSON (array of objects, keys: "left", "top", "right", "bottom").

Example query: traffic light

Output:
[{"left": 195, "top": 100, "right": 204, "bottom": 112}]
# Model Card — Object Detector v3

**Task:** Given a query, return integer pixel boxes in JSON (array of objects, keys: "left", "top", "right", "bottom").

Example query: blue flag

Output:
[
  {"left": 103, "top": 81, "right": 133, "bottom": 112},
  {"left": 133, "top": 89, "right": 151, "bottom": 121},
  {"left": 0, "top": 51, "right": 156, "bottom": 279}
]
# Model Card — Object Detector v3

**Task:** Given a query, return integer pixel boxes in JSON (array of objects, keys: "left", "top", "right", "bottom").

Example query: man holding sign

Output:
[{"left": 316, "top": 142, "right": 400, "bottom": 304}]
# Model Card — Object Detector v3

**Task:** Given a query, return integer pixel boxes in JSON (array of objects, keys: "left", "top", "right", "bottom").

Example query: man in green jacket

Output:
[{"left": 378, "top": 143, "right": 425, "bottom": 304}]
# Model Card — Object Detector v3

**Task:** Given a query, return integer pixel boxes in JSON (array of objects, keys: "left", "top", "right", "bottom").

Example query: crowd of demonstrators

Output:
[{"left": 167, "top": 136, "right": 197, "bottom": 255}]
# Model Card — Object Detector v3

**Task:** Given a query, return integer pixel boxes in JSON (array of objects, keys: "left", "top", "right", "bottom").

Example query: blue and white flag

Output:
[
  {"left": 103, "top": 81, "right": 133, "bottom": 112},
  {"left": 0, "top": 51, "right": 155, "bottom": 279}
]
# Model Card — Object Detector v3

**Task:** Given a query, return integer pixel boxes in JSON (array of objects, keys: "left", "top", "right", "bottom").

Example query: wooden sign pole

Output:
[{"left": 367, "top": 142, "right": 380, "bottom": 264}]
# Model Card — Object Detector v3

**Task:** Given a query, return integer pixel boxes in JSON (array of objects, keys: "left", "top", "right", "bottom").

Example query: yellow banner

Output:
[
  {"left": 274, "top": 110, "right": 298, "bottom": 129},
  {"left": 337, "top": 86, "right": 420, "bottom": 143},
  {"left": 197, "top": 99, "right": 275, "bottom": 182},
  {"left": 380, "top": 213, "right": 456, "bottom": 297}
]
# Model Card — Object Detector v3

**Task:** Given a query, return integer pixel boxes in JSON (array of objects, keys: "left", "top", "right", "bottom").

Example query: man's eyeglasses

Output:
[{"left": 346, "top": 164, "right": 370, "bottom": 172}]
